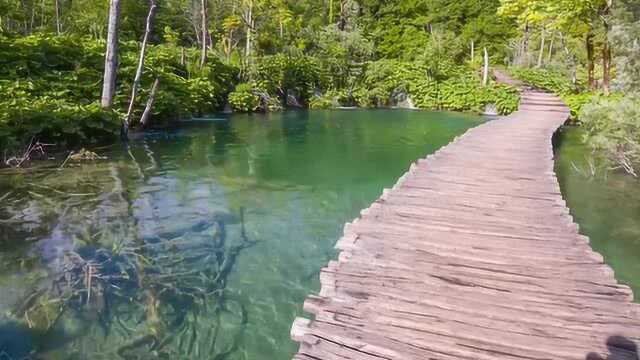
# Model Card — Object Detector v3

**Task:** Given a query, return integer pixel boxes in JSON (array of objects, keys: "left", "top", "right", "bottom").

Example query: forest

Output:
[{"left": 0, "top": 0, "right": 638, "bottom": 175}]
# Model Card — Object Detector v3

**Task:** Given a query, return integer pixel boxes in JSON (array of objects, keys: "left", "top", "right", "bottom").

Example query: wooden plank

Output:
[{"left": 290, "top": 87, "right": 640, "bottom": 359}]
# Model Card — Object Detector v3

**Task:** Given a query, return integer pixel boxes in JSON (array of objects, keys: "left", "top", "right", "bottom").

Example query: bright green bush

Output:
[
  {"left": 0, "top": 34, "right": 239, "bottom": 149},
  {"left": 350, "top": 60, "right": 519, "bottom": 114},
  {"left": 509, "top": 67, "right": 593, "bottom": 119},
  {"left": 0, "top": 97, "right": 119, "bottom": 150},
  {"left": 228, "top": 83, "right": 260, "bottom": 112},
  {"left": 252, "top": 54, "right": 322, "bottom": 106},
  {"left": 509, "top": 68, "right": 578, "bottom": 95},
  {"left": 580, "top": 96, "right": 640, "bottom": 176}
]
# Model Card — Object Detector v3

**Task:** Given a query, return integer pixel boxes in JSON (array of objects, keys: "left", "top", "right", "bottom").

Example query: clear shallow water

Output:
[
  {"left": 0, "top": 109, "right": 482, "bottom": 359},
  {"left": 555, "top": 127, "right": 640, "bottom": 300}
]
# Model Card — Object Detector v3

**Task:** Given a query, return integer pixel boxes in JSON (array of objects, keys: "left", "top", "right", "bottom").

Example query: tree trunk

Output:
[
  {"left": 30, "top": 1, "right": 35, "bottom": 33},
  {"left": 537, "top": 29, "right": 545, "bottom": 68},
  {"left": 199, "top": 0, "right": 208, "bottom": 68},
  {"left": 547, "top": 32, "right": 554, "bottom": 63},
  {"left": 560, "top": 32, "right": 577, "bottom": 87},
  {"left": 123, "top": 1, "right": 157, "bottom": 137},
  {"left": 244, "top": 0, "right": 253, "bottom": 70},
  {"left": 180, "top": 47, "right": 186, "bottom": 66},
  {"left": 602, "top": 38, "right": 611, "bottom": 95},
  {"left": 520, "top": 21, "right": 530, "bottom": 67},
  {"left": 329, "top": 0, "right": 334, "bottom": 24},
  {"left": 470, "top": 40, "right": 474, "bottom": 62},
  {"left": 140, "top": 78, "right": 160, "bottom": 128},
  {"left": 54, "top": 0, "right": 61, "bottom": 34},
  {"left": 482, "top": 47, "right": 489, "bottom": 87},
  {"left": 41, "top": 0, "right": 45, "bottom": 28},
  {"left": 601, "top": 0, "right": 612, "bottom": 95},
  {"left": 586, "top": 31, "right": 596, "bottom": 90},
  {"left": 101, "top": 0, "right": 121, "bottom": 109}
]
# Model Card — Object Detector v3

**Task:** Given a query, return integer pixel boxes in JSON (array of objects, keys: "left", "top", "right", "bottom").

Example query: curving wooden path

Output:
[{"left": 290, "top": 87, "right": 640, "bottom": 359}]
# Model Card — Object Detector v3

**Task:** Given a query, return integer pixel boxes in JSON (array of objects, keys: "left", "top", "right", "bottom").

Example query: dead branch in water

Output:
[{"left": 4, "top": 138, "right": 54, "bottom": 168}]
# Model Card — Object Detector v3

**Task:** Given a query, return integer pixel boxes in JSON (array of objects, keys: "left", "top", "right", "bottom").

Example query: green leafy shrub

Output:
[
  {"left": 580, "top": 96, "right": 640, "bottom": 176},
  {"left": 352, "top": 59, "right": 519, "bottom": 114},
  {"left": 309, "top": 95, "right": 334, "bottom": 109},
  {"left": 0, "top": 34, "right": 239, "bottom": 149},
  {"left": 509, "top": 67, "right": 593, "bottom": 119},
  {"left": 252, "top": 54, "right": 321, "bottom": 106},
  {"left": 0, "top": 97, "right": 119, "bottom": 150},
  {"left": 228, "top": 83, "right": 260, "bottom": 112},
  {"left": 509, "top": 68, "right": 578, "bottom": 95}
]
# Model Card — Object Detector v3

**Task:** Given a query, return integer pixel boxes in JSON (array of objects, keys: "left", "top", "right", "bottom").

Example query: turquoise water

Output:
[
  {"left": 555, "top": 127, "right": 640, "bottom": 300},
  {"left": 0, "top": 109, "right": 482, "bottom": 359}
]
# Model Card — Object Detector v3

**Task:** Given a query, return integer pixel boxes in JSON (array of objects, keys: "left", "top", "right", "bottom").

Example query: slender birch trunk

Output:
[
  {"left": 547, "top": 33, "right": 554, "bottom": 63},
  {"left": 537, "top": 29, "right": 545, "bottom": 68},
  {"left": 123, "top": 1, "right": 157, "bottom": 137},
  {"left": 245, "top": 0, "right": 253, "bottom": 65},
  {"left": 586, "top": 31, "right": 596, "bottom": 89},
  {"left": 199, "top": 0, "right": 208, "bottom": 68},
  {"left": 140, "top": 78, "right": 160, "bottom": 128},
  {"left": 521, "top": 21, "right": 530, "bottom": 67},
  {"left": 482, "top": 48, "right": 489, "bottom": 87},
  {"left": 54, "top": 0, "right": 61, "bottom": 34},
  {"left": 601, "top": 0, "right": 613, "bottom": 96},
  {"left": 101, "top": 0, "right": 121, "bottom": 109},
  {"left": 470, "top": 40, "right": 474, "bottom": 62},
  {"left": 40, "top": 0, "right": 45, "bottom": 28}
]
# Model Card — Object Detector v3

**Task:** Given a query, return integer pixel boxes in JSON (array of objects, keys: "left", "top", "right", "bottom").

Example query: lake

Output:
[
  {"left": 0, "top": 109, "right": 482, "bottom": 359},
  {"left": 1, "top": 112, "right": 638, "bottom": 359}
]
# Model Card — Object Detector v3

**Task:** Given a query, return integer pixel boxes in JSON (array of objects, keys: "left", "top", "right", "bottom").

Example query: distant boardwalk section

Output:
[{"left": 290, "top": 88, "right": 640, "bottom": 359}]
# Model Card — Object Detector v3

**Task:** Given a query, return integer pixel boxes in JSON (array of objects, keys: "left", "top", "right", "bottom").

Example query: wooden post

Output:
[
  {"left": 482, "top": 47, "right": 489, "bottom": 87},
  {"left": 123, "top": 1, "right": 157, "bottom": 137},
  {"left": 140, "top": 78, "right": 160, "bottom": 128},
  {"left": 101, "top": 0, "right": 121, "bottom": 109}
]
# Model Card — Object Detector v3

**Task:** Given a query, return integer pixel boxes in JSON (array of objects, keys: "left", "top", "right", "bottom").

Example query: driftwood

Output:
[{"left": 3, "top": 138, "right": 53, "bottom": 168}]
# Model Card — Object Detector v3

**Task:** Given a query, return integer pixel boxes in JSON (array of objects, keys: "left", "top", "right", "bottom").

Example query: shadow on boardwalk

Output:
[{"left": 588, "top": 336, "right": 639, "bottom": 360}]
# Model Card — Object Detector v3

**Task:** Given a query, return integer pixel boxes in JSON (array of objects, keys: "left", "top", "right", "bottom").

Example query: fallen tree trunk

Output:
[
  {"left": 140, "top": 78, "right": 160, "bottom": 128},
  {"left": 122, "top": 0, "right": 157, "bottom": 138}
]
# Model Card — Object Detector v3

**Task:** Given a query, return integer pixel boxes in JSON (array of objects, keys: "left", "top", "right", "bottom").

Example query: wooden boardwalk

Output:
[{"left": 290, "top": 88, "right": 640, "bottom": 359}]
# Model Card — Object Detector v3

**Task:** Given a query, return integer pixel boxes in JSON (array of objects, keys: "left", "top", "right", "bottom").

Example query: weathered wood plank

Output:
[{"left": 291, "top": 88, "right": 640, "bottom": 359}]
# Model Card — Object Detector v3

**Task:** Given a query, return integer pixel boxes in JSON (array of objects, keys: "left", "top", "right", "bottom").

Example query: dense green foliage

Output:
[
  {"left": 581, "top": 96, "right": 640, "bottom": 176},
  {"left": 0, "top": 0, "right": 637, "bottom": 177},
  {"left": 310, "top": 60, "right": 519, "bottom": 114},
  {"left": 509, "top": 68, "right": 595, "bottom": 119},
  {"left": 0, "top": 34, "right": 237, "bottom": 149}
]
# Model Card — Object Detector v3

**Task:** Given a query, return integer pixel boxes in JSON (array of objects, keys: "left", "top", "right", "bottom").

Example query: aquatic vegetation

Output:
[{"left": 8, "top": 209, "right": 255, "bottom": 359}]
